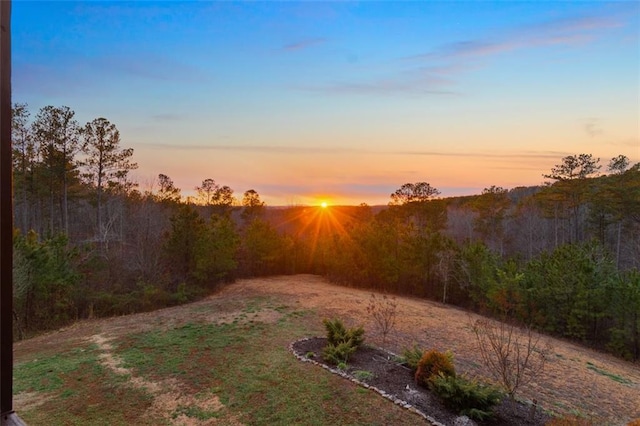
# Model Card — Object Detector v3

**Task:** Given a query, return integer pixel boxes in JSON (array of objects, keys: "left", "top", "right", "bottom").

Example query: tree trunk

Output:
[
  {"left": 616, "top": 221, "right": 622, "bottom": 269},
  {"left": 96, "top": 187, "right": 102, "bottom": 240},
  {"left": 63, "top": 174, "right": 68, "bottom": 235},
  {"left": 554, "top": 205, "right": 559, "bottom": 248},
  {"left": 49, "top": 187, "right": 54, "bottom": 234}
]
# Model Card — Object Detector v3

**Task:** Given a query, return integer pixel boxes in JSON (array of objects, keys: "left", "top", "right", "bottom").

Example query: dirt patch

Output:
[
  {"left": 13, "top": 391, "right": 53, "bottom": 412},
  {"left": 209, "top": 308, "right": 283, "bottom": 326},
  {"left": 90, "top": 333, "right": 243, "bottom": 426}
]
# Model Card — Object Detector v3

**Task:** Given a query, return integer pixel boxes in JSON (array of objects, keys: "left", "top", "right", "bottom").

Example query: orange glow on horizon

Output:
[{"left": 271, "top": 202, "right": 355, "bottom": 270}]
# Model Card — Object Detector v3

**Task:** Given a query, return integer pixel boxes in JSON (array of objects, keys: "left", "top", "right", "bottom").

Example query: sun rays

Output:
[{"left": 272, "top": 203, "right": 360, "bottom": 269}]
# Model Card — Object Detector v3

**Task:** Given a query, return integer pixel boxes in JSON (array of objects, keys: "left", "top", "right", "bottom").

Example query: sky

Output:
[{"left": 12, "top": 0, "right": 640, "bottom": 206}]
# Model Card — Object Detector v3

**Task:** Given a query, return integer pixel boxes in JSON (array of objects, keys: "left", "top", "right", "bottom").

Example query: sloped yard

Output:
[{"left": 13, "top": 275, "right": 640, "bottom": 425}]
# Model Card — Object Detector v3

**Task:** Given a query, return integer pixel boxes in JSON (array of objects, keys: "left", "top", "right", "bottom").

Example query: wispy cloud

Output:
[
  {"left": 307, "top": 8, "right": 632, "bottom": 97},
  {"left": 14, "top": 51, "right": 208, "bottom": 101},
  {"left": 583, "top": 117, "right": 603, "bottom": 138},
  {"left": 532, "top": 13, "right": 626, "bottom": 35},
  {"left": 307, "top": 80, "right": 456, "bottom": 96},
  {"left": 151, "top": 113, "right": 183, "bottom": 122},
  {"left": 300, "top": 65, "right": 459, "bottom": 96},
  {"left": 607, "top": 137, "right": 640, "bottom": 149},
  {"left": 136, "top": 142, "right": 572, "bottom": 163},
  {"left": 384, "top": 7, "right": 634, "bottom": 96},
  {"left": 136, "top": 143, "right": 364, "bottom": 154},
  {"left": 391, "top": 150, "right": 569, "bottom": 161},
  {"left": 282, "top": 37, "right": 327, "bottom": 52},
  {"left": 428, "top": 40, "right": 517, "bottom": 59},
  {"left": 14, "top": 62, "right": 83, "bottom": 98},
  {"left": 93, "top": 53, "right": 208, "bottom": 82},
  {"left": 417, "top": 13, "right": 627, "bottom": 62}
]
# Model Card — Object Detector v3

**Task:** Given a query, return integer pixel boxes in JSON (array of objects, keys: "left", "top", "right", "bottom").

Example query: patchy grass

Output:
[
  {"left": 352, "top": 370, "right": 375, "bottom": 382},
  {"left": 14, "top": 345, "right": 159, "bottom": 425},
  {"left": 117, "top": 321, "right": 244, "bottom": 379},
  {"left": 15, "top": 275, "right": 640, "bottom": 425},
  {"left": 14, "top": 346, "right": 100, "bottom": 394},
  {"left": 171, "top": 404, "right": 219, "bottom": 421},
  {"left": 16, "top": 295, "right": 423, "bottom": 425},
  {"left": 585, "top": 362, "right": 633, "bottom": 385},
  {"left": 116, "top": 301, "right": 420, "bottom": 425}
]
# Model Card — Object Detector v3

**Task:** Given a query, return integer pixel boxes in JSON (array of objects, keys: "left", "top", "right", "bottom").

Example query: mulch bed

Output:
[{"left": 292, "top": 337, "right": 552, "bottom": 426}]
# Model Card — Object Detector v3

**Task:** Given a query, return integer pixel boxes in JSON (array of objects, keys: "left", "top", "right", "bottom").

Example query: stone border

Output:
[{"left": 289, "top": 337, "right": 447, "bottom": 426}]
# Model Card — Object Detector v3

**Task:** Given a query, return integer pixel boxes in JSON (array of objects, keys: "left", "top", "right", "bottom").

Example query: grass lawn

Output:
[{"left": 14, "top": 296, "right": 423, "bottom": 425}]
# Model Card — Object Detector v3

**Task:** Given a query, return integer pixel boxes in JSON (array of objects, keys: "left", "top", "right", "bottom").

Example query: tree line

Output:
[{"left": 11, "top": 104, "right": 640, "bottom": 361}]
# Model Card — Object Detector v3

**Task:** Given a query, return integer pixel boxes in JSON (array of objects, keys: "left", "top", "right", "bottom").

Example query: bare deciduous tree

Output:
[
  {"left": 472, "top": 317, "right": 552, "bottom": 399},
  {"left": 366, "top": 293, "right": 398, "bottom": 345}
]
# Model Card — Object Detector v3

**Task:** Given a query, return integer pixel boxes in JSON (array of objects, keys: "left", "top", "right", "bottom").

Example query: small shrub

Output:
[
  {"left": 337, "top": 362, "right": 348, "bottom": 371},
  {"left": 322, "top": 318, "right": 365, "bottom": 365},
  {"left": 415, "top": 350, "right": 455, "bottom": 387},
  {"left": 353, "top": 370, "right": 375, "bottom": 382},
  {"left": 431, "top": 373, "right": 503, "bottom": 421},
  {"left": 401, "top": 344, "right": 424, "bottom": 372},
  {"left": 323, "top": 341, "right": 358, "bottom": 365},
  {"left": 323, "top": 318, "right": 365, "bottom": 348}
]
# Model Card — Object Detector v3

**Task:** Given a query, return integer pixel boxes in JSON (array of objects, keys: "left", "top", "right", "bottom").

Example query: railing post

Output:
[{"left": 0, "top": 0, "right": 13, "bottom": 420}]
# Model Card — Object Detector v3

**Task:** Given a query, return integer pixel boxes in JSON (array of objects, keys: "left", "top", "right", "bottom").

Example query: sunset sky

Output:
[{"left": 13, "top": 1, "right": 640, "bottom": 206}]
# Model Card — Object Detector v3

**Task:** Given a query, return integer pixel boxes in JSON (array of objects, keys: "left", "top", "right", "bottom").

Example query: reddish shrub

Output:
[{"left": 415, "top": 349, "right": 455, "bottom": 388}]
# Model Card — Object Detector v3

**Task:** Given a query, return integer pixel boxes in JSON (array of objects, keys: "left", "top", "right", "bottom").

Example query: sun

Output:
[{"left": 320, "top": 201, "right": 328, "bottom": 209}]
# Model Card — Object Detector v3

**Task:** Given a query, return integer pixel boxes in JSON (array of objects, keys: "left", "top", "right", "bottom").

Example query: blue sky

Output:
[{"left": 13, "top": 1, "right": 640, "bottom": 205}]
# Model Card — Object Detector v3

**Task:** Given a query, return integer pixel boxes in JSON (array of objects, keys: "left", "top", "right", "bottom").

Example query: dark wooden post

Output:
[{"left": 0, "top": 0, "right": 15, "bottom": 423}]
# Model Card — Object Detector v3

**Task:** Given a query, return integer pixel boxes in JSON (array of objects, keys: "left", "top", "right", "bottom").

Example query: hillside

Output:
[{"left": 14, "top": 275, "right": 640, "bottom": 425}]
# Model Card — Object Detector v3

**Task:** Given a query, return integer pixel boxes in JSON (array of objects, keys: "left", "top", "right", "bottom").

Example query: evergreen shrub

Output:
[
  {"left": 401, "top": 344, "right": 424, "bottom": 372},
  {"left": 322, "top": 318, "right": 365, "bottom": 365},
  {"left": 430, "top": 373, "right": 503, "bottom": 421}
]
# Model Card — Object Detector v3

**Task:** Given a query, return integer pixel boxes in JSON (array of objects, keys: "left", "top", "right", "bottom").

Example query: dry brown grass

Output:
[
  {"left": 544, "top": 416, "right": 595, "bottom": 425},
  {"left": 220, "top": 275, "right": 640, "bottom": 425}
]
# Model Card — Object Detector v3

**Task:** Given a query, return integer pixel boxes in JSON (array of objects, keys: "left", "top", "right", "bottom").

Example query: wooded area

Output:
[{"left": 11, "top": 103, "right": 640, "bottom": 361}]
